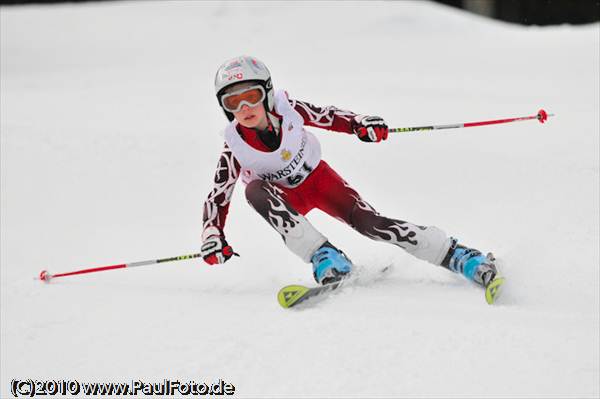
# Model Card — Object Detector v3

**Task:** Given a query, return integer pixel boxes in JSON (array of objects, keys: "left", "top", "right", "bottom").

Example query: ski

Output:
[
  {"left": 481, "top": 253, "right": 505, "bottom": 305},
  {"left": 277, "top": 263, "right": 505, "bottom": 308},
  {"left": 485, "top": 275, "right": 505, "bottom": 305},
  {"left": 277, "top": 265, "right": 393, "bottom": 309}
]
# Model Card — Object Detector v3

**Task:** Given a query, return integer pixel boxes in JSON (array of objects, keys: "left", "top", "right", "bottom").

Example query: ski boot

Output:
[
  {"left": 477, "top": 253, "right": 505, "bottom": 305},
  {"left": 443, "top": 241, "right": 505, "bottom": 304},
  {"left": 311, "top": 242, "right": 352, "bottom": 285}
]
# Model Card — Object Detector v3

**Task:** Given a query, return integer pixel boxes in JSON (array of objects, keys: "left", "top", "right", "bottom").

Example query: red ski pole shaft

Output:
[
  {"left": 39, "top": 253, "right": 202, "bottom": 283},
  {"left": 389, "top": 109, "right": 553, "bottom": 134}
]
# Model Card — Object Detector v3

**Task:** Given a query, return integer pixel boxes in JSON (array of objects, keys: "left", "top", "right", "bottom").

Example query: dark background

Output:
[
  {"left": 435, "top": 0, "right": 600, "bottom": 25},
  {"left": 1, "top": 0, "right": 599, "bottom": 26}
]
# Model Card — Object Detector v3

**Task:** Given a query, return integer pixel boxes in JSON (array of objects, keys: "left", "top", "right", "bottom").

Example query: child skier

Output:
[{"left": 201, "top": 55, "right": 503, "bottom": 303}]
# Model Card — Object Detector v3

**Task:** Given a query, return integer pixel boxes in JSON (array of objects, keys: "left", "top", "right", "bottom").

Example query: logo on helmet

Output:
[
  {"left": 224, "top": 61, "right": 242, "bottom": 71},
  {"left": 222, "top": 71, "right": 243, "bottom": 82},
  {"left": 248, "top": 58, "right": 263, "bottom": 74}
]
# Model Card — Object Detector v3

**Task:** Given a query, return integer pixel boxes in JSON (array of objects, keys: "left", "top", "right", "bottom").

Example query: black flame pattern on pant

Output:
[
  {"left": 348, "top": 195, "right": 424, "bottom": 250},
  {"left": 245, "top": 180, "right": 301, "bottom": 237}
]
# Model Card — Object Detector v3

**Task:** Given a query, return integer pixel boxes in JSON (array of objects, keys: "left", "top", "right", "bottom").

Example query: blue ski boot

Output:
[
  {"left": 443, "top": 242, "right": 505, "bottom": 304},
  {"left": 442, "top": 239, "right": 499, "bottom": 288},
  {"left": 311, "top": 242, "right": 352, "bottom": 285}
]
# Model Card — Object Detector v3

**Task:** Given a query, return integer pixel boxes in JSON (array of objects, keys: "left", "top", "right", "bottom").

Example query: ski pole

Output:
[
  {"left": 389, "top": 108, "right": 553, "bottom": 133},
  {"left": 38, "top": 252, "right": 204, "bottom": 283}
]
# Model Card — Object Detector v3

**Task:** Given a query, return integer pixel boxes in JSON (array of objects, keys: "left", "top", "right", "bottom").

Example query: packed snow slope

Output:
[{"left": 1, "top": 1, "right": 599, "bottom": 397}]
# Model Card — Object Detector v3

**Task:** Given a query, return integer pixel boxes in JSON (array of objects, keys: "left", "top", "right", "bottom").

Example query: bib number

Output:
[{"left": 287, "top": 163, "right": 314, "bottom": 186}]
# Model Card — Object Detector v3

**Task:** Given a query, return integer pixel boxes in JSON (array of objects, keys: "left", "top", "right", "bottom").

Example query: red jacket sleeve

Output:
[
  {"left": 290, "top": 98, "right": 359, "bottom": 134},
  {"left": 202, "top": 143, "right": 241, "bottom": 240}
]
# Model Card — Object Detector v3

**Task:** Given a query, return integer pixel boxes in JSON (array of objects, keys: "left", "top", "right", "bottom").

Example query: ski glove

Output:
[
  {"left": 352, "top": 115, "right": 389, "bottom": 143},
  {"left": 201, "top": 235, "right": 236, "bottom": 265}
]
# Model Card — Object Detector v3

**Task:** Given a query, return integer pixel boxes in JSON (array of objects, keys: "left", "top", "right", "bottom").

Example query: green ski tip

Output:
[
  {"left": 485, "top": 276, "right": 505, "bottom": 305},
  {"left": 278, "top": 285, "right": 310, "bottom": 308}
]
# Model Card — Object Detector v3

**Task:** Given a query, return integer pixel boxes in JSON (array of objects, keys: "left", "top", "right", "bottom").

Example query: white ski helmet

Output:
[{"left": 214, "top": 55, "right": 274, "bottom": 121}]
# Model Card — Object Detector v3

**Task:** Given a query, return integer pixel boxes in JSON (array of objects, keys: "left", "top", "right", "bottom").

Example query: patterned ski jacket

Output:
[{"left": 202, "top": 95, "right": 359, "bottom": 240}]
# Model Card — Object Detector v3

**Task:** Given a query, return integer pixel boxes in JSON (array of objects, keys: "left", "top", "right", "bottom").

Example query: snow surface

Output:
[{"left": 1, "top": 1, "right": 599, "bottom": 397}]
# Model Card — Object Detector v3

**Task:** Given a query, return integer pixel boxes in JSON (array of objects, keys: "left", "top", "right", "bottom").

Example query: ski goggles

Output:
[{"left": 221, "top": 85, "right": 266, "bottom": 113}]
